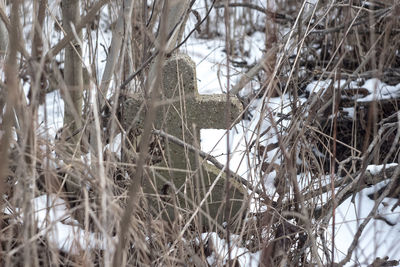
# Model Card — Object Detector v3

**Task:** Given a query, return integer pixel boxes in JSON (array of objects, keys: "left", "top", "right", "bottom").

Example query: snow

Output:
[
  {"left": 106, "top": 132, "right": 122, "bottom": 157},
  {"left": 342, "top": 107, "right": 355, "bottom": 118},
  {"left": 188, "top": 1, "right": 265, "bottom": 95},
  {"left": 306, "top": 77, "right": 400, "bottom": 103},
  {"left": 186, "top": 33, "right": 264, "bottom": 95},
  {"left": 38, "top": 90, "right": 64, "bottom": 138},
  {"left": 357, "top": 78, "right": 400, "bottom": 102},
  {"left": 330, "top": 180, "right": 400, "bottom": 266},
  {"left": 366, "top": 163, "right": 398, "bottom": 175},
  {"left": 202, "top": 232, "right": 261, "bottom": 267},
  {"left": 305, "top": 79, "right": 332, "bottom": 94},
  {"left": 9, "top": 194, "right": 109, "bottom": 254}
]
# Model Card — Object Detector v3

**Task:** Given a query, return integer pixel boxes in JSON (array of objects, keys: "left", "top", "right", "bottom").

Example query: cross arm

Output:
[{"left": 188, "top": 94, "right": 243, "bottom": 130}]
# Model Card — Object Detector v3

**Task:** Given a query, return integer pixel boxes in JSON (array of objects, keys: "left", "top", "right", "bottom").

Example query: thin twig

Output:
[
  {"left": 113, "top": 1, "right": 170, "bottom": 264},
  {"left": 310, "top": 7, "right": 391, "bottom": 34},
  {"left": 215, "top": 2, "right": 294, "bottom": 22},
  {"left": 45, "top": 0, "right": 109, "bottom": 59},
  {"left": 119, "top": 0, "right": 216, "bottom": 89},
  {"left": 339, "top": 164, "right": 400, "bottom": 266}
]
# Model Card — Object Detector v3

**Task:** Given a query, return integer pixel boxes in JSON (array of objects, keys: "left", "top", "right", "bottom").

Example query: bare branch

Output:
[
  {"left": 215, "top": 2, "right": 294, "bottom": 22},
  {"left": 45, "top": 0, "right": 109, "bottom": 59},
  {"left": 152, "top": 129, "right": 261, "bottom": 195}
]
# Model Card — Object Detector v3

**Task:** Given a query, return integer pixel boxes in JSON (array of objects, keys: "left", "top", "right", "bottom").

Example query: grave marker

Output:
[{"left": 122, "top": 54, "right": 247, "bottom": 226}]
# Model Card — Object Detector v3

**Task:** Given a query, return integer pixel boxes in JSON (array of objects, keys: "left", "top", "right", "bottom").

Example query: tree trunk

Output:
[
  {"left": 61, "top": 0, "right": 83, "bottom": 204},
  {"left": 99, "top": 0, "right": 134, "bottom": 108},
  {"left": 0, "top": 0, "right": 7, "bottom": 61},
  {"left": 147, "top": 0, "right": 189, "bottom": 90}
]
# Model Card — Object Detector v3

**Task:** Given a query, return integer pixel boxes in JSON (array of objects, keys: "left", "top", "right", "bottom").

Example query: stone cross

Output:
[{"left": 122, "top": 54, "right": 246, "bottom": 227}]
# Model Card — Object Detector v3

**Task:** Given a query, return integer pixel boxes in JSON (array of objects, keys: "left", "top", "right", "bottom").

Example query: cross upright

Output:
[{"left": 122, "top": 53, "right": 246, "bottom": 227}]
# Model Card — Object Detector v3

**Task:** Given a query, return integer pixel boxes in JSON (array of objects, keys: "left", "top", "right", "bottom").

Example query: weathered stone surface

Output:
[{"left": 122, "top": 54, "right": 247, "bottom": 227}]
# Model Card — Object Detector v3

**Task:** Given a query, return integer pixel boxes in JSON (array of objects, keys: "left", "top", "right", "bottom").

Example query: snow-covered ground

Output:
[
  {"left": 5, "top": 194, "right": 106, "bottom": 254},
  {"left": 331, "top": 180, "right": 400, "bottom": 265}
]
